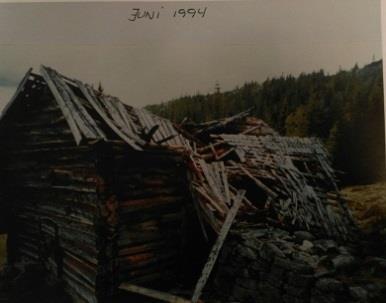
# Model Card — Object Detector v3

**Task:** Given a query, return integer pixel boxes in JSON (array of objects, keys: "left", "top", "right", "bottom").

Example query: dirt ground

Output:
[{"left": 342, "top": 181, "right": 386, "bottom": 234}]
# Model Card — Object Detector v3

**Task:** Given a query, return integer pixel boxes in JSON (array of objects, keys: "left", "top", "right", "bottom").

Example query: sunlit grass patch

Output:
[{"left": 342, "top": 182, "right": 386, "bottom": 232}]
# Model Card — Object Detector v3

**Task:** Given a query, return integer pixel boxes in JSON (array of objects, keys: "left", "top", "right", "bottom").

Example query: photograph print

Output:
[{"left": 0, "top": 1, "right": 385, "bottom": 303}]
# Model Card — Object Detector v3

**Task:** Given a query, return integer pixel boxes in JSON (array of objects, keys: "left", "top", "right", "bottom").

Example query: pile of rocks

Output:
[{"left": 213, "top": 226, "right": 386, "bottom": 303}]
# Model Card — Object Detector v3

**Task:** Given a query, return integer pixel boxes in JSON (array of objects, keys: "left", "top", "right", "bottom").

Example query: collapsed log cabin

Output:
[
  {"left": 0, "top": 66, "right": 196, "bottom": 303},
  {"left": 0, "top": 67, "right": 358, "bottom": 303}
]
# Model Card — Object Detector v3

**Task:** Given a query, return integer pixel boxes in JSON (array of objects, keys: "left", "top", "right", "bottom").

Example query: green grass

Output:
[{"left": 0, "top": 234, "right": 6, "bottom": 267}]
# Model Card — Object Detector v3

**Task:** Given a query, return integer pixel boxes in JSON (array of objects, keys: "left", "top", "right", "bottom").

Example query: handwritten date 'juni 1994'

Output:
[{"left": 128, "top": 7, "right": 207, "bottom": 22}]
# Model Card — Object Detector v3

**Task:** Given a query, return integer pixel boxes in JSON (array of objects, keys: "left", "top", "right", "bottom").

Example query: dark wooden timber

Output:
[{"left": 0, "top": 67, "right": 193, "bottom": 303}]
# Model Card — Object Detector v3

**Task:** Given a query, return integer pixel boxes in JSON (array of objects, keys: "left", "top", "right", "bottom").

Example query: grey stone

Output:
[
  {"left": 275, "top": 240, "right": 296, "bottom": 255},
  {"left": 273, "top": 256, "right": 295, "bottom": 270},
  {"left": 287, "top": 272, "right": 315, "bottom": 288},
  {"left": 259, "top": 243, "right": 275, "bottom": 261},
  {"left": 283, "top": 294, "right": 307, "bottom": 303},
  {"left": 317, "top": 255, "right": 333, "bottom": 269},
  {"left": 259, "top": 281, "right": 282, "bottom": 291},
  {"left": 220, "top": 247, "right": 234, "bottom": 262},
  {"left": 236, "top": 268, "right": 250, "bottom": 278},
  {"left": 266, "top": 268, "right": 286, "bottom": 287},
  {"left": 260, "top": 282, "right": 283, "bottom": 302},
  {"left": 337, "top": 246, "right": 350, "bottom": 255},
  {"left": 299, "top": 240, "right": 314, "bottom": 252},
  {"left": 311, "top": 289, "right": 337, "bottom": 303},
  {"left": 292, "top": 251, "right": 319, "bottom": 268},
  {"left": 313, "top": 240, "right": 338, "bottom": 254},
  {"left": 249, "top": 228, "right": 269, "bottom": 238},
  {"left": 315, "top": 278, "right": 344, "bottom": 293},
  {"left": 274, "top": 257, "right": 313, "bottom": 274},
  {"left": 349, "top": 286, "right": 368, "bottom": 301},
  {"left": 232, "top": 285, "right": 249, "bottom": 299},
  {"left": 364, "top": 282, "right": 380, "bottom": 292},
  {"left": 331, "top": 254, "right": 357, "bottom": 272},
  {"left": 272, "top": 228, "right": 290, "bottom": 239},
  {"left": 235, "top": 277, "right": 258, "bottom": 290},
  {"left": 250, "top": 259, "right": 270, "bottom": 273},
  {"left": 238, "top": 247, "right": 257, "bottom": 260},
  {"left": 243, "top": 238, "right": 263, "bottom": 252},
  {"left": 310, "top": 295, "right": 336, "bottom": 303},
  {"left": 267, "top": 243, "right": 286, "bottom": 258},
  {"left": 294, "top": 231, "right": 315, "bottom": 242},
  {"left": 231, "top": 252, "right": 249, "bottom": 266},
  {"left": 259, "top": 271, "right": 281, "bottom": 287},
  {"left": 313, "top": 267, "right": 335, "bottom": 279},
  {"left": 284, "top": 284, "right": 309, "bottom": 297},
  {"left": 366, "top": 257, "right": 386, "bottom": 276},
  {"left": 364, "top": 282, "right": 386, "bottom": 300},
  {"left": 270, "top": 267, "right": 285, "bottom": 277}
]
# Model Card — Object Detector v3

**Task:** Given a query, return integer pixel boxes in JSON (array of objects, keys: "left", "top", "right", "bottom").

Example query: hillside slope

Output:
[{"left": 342, "top": 182, "right": 386, "bottom": 233}]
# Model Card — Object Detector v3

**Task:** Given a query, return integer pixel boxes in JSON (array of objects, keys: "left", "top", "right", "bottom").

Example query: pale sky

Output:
[{"left": 0, "top": 0, "right": 382, "bottom": 111}]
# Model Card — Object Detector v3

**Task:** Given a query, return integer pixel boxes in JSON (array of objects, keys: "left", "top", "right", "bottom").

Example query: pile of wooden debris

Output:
[{"left": 183, "top": 110, "right": 357, "bottom": 241}]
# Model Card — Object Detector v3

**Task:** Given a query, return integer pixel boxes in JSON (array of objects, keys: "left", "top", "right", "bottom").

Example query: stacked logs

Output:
[
  {"left": 110, "top": 146, "right": 191, "bottom": 288},
  {"left": 0, "top": 67, "right": 197, "bottom": 303},
  {"left": 0, "top": 90, "right": 101, "bottom": 302}
]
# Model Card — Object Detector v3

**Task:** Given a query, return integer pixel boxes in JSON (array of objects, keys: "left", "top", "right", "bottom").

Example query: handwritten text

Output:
[{"left": 128, "top": 7, "right": 208, "bottom": 22}]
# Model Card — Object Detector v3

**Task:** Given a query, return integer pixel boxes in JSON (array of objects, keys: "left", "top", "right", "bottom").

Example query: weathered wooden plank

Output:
[
  {"left": 191, "top": 190, "right": 246, "bottom": 303},
  {"left": 77, "top": 82, "right": 143, "bottom": 150},
  {"left": 49, "top": 72, "right": 99, "bottom": 140},
  {"left": 104, "top": 96, "right": 129, "bottom": 132},
  {"left": 119, "top": 283, "right": 191, "bottom": 303},
  {"left": 220, "top": 162, "right": 231, "bottom": 205},
  {"left": 40, "top": 65, "right": 83, "bottom": 145},
  {"left": 194, "top": 186, "right": 227, "bottom": 217},
  {"left": 60, "top": 79, "right": 107, "bottom": 140},
  {"left": 199, "top": 160, "right": 224, "bottom": 204},
  {"left": 115, "top": 101, "right": 141, "bottom": 140}
]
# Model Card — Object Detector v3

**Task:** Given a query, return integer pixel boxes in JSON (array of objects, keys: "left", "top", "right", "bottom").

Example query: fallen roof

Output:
[
  {"left": 187, "top": 117, "right": 357, "bottom": 241},
  {"left": 0, "top": 66, "right": 190, "bottom": 151}
]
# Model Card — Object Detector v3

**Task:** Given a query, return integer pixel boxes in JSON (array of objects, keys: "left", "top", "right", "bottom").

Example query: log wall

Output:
[
  {"left": 109, "top": 146, "right": 191, "bottom": 289},
  {"left": 0, "top": 89, "right": 101, "bottom": 302},
  {"left": 0, "top": 87, "right": 192, "bottom": 302}
]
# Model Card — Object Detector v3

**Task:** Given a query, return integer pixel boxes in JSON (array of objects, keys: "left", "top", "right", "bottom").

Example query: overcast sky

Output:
[{"left": 0, "top": 0, "right": 382, "bottom": 111}]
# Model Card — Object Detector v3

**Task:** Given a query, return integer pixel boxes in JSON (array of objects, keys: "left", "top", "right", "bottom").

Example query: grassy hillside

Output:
[{"left": 342, "top": 182, "right": 386, "bottom": 233}]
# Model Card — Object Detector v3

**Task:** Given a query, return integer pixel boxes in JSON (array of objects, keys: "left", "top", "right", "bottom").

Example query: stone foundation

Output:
[{"left": 214, "top": 227, "right": 386, "bottom": 303}]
